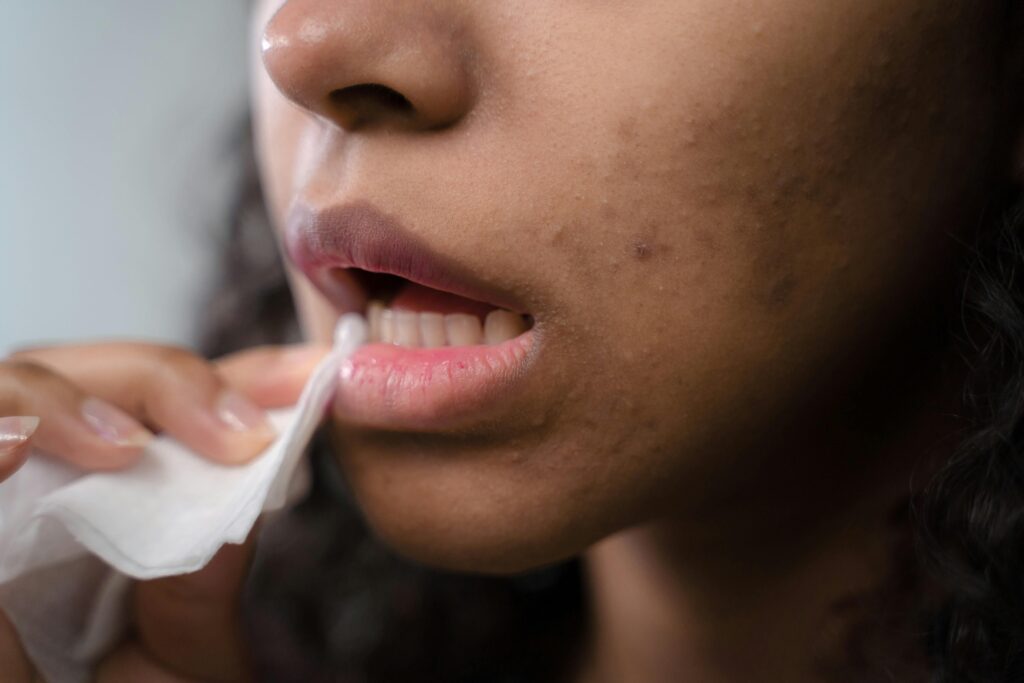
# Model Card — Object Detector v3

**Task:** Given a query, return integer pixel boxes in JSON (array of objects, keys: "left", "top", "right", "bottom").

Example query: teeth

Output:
[
  {"left": 484, "top": 309, "right": 527, "bottom": 345},
  {"left": 378, "top": 308, "right": 396, "bottom": 344},
  {"left": 394, "top": 311, "right": 421, "bottom": 346},
  {"left": 419, "top": 312, "right": 446, "bottom": 348},
  {"left": 364, "top": 301, "right": 528, "bottom": 348},
  {"left": 444, "top": 313, "right": 483, "bottom": 346},
  {"left": 367, "top": 301, "right": 384, "bottom": 339}
]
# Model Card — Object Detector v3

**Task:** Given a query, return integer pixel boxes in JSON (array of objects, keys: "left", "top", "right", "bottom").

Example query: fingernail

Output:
[
  {"left": 81, "top": 397, "right": 153, "bottom": 447},
  {"left": 0, "top": 416, "right": 40, "bottom": 458},
  {"left": 216, "top": 390, "right": 271, "bottom": 433}
]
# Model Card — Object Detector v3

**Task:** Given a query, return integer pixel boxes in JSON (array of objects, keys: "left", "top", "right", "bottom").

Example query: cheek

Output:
[
  {"left": 252, "top": 0, "right": 1001, "bottom": 573},
  {"left": 484, "top": 0, "right": 999, "bottom": 512},
  {"left": 548, "top": 3, "right": 993, "bottom": 348}
]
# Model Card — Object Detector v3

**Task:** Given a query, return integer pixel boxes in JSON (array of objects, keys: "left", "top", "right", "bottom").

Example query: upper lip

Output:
[{"left": 284, "top": 200, "right": 524, "bottom": 314}]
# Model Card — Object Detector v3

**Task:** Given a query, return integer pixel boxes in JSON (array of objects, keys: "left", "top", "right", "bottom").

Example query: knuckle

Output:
[
  {"left": 237, "top": 344, "right": 275, "bottom": 358},
  {"left": 219, "top": 344, "right": 273, "bottom": 367},
  {"left": 0, "top": 359, "right": 61, "bottom": 387},
  {"left": 0, "top": 360, "right": 68, "bottom": 416},
  {"left": 5, "top": 344, "right": 55, "bottom": 361},
  {"left": 4, "top": 347, "right": 64, "bottom": 368},
  {"left": 150, "top": 345, "right": 211, "bottom": 377},
  {"left": 150, "top": 344, "right": 195, "bottom": 364},
  {"left": 145, "top": 346, "right": 223, "bottom": 396}
]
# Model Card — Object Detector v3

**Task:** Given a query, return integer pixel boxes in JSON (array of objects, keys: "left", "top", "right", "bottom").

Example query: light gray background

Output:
[{"left": 1, "top": 2, "right": 251, "bottom": 351}]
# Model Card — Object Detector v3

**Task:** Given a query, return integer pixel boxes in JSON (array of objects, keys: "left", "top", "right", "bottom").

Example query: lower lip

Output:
[{"left": 331, "top": 330, "right": 537, "bottom": 431}]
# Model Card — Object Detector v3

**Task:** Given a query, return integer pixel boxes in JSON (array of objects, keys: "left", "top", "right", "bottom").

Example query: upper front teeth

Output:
[{"left": 367, "top": 301, "right": 527, "bottom": 347}]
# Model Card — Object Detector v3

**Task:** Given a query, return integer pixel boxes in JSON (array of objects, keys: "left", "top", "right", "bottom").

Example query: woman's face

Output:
[{"left": 253, "top": 0, "right": 1014, "bottom": 572}]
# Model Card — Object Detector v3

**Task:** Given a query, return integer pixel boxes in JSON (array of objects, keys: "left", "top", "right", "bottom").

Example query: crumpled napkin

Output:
[{"left": 0, "top": 314, "right": 366, "bottom": 682}]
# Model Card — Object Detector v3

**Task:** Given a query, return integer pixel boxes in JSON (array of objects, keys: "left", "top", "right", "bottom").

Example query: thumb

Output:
[
  {"left": 0, "top": 610, "right": 35, "bottom": 682},
  {"left": 132, "top": 533, "right": 256, "bottom": 681}
]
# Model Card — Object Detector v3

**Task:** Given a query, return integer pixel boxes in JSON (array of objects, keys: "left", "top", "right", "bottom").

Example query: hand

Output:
[{"left": 0, "top": 341, "right": 329, "bottom": 682}]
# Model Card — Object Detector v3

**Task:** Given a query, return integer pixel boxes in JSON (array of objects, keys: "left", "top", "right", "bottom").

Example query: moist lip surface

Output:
[
  {"left": 334, "top": 331, "right": 537, "bottom": 431},
  {"left": 284, "top": 201, "right": 539, "bottom": 430}
]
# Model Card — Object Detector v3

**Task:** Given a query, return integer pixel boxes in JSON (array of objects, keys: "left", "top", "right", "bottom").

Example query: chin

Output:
[
  {"left": 329, "top": 430, "right": 616, "bottom": 576},
  {"left": 362, "top": 511, "right": 568, "bottom": 576},
  {"left": 348, "top": 479, "right": 585, "bottom": 575}
]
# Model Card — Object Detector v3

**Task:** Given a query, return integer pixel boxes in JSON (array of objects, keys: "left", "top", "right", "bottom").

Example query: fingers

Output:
[
  {"left": 0, "top": 611, "right": 35, "bottom": 683},
  {"left": 0, "top": 361, "right": 150, "bottom": 471},
  {"left": 131, "top": 536, "right": 256, "bottom": 682},
  {"left": 0, "top": 417, "right": 38, "bottom": 483},
  {"left": 216, "top": 344, "right": 330, "bottom": 408},
  {"left": 96, "top": 643, "right": 197, "bottom": 683},
  {"left": 8, "top": 341, "right": 328, "bottom": 468},
  {"left": 11, "top": 344, "right": 277, "bottom": 466}
]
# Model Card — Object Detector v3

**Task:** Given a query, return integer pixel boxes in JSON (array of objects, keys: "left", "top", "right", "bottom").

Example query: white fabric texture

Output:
[{"left": 0, "top": 315, "right": 366, "bottom": 682}]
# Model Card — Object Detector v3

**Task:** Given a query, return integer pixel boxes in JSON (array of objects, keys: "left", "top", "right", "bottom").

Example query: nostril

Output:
[
  {"left": 331, "top": 83, "right": 413, "bottom": 111},
  {"left": 329, "top": 83, "right": 415, "bottom": 128}
]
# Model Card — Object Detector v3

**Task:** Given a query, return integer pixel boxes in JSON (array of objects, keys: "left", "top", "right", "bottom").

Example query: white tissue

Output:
[{"left": 0, "top": 314, "right": 366, "bottom": 682}]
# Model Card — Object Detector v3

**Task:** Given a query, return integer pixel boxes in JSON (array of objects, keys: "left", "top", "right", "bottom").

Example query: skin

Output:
[
  {"left": 0, "top": 342, "right": 328, "bottom": 680},
  {"left": 1, "top": 0, "right": 1021, "bottom": 681},
  {"left": 255, "top": 1, "right": 1019, "bottom": 680},
  {"left": 256, "top": 0, "right": 1012, "bottom": 570}
]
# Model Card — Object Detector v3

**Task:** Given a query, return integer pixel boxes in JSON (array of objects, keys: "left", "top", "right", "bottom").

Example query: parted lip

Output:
[{"left": 284, "top": 200, "right": 526, "bottom": 315}]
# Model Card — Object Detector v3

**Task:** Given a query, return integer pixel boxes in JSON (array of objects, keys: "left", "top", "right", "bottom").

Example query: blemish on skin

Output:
[
  {"left": 763, "top": 273, "right": 797, "bottom": 309},
  {"left": 547, "top": 223, "right": 568, "bottom": 246},
  {"left": 616, "top": 116, "right": 638, "bottom": 144},
  {"left": 631, "top": 239, "right": 654, "bottom": 261}
]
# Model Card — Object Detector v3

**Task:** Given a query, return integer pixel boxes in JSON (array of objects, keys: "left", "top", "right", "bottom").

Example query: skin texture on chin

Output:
[{"left": 252, "top": 0, "right": 1011, "bottom": 578}]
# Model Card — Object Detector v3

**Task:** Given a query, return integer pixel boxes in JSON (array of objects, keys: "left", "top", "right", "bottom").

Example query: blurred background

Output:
[{"left": 0, "top": 1, "right": 251, "bottom": 351}]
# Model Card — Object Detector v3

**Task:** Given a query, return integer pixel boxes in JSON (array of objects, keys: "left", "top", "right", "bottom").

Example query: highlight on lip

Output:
[{"left": 333, "top": 312, "right": 537, "bottom": 430}]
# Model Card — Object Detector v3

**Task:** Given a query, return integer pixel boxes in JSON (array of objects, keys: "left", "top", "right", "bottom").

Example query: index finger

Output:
[
  {"left": 11, "top": 344, "right": 274, "bottom": 466},
  {"left": 215, "top": 344, "right": 330, "bottom": 408}
]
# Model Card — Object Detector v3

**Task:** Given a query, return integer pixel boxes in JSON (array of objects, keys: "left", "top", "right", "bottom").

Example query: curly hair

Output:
[
  {"left": 916, "top": 191, "right": 1024, "bottom": 683},
  {"left": 199, "top": 117, "right": 1024, "bottom": 681}
]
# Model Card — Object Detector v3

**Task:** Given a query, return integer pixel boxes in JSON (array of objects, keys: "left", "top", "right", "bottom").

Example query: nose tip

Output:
[{"left": 261, "top": 0, "right": 475, "bottom": 132}]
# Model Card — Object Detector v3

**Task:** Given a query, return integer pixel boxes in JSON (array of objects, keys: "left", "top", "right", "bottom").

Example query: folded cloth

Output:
[{"left": 0, "top": 314, "right": 366, "bottom": 682}]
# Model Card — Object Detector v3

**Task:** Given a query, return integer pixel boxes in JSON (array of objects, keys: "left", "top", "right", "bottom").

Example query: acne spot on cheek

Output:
[
  {"left": 629, "top": 235, "right": 675, "bottom": 263},
  {"left": 761, "top": 273, "right": 797, "bottom": 309},
  {"left": 616, "top": 116, "right": 638, "bottom": 143},
  {"left": 749, "top": 233, "right": 800, "bottom": 310},
  {"left": 631, "top": 239, "right": 654, "bottom": 261},
  {"left": 625, "top": 215, "right": 680, "bottom": 264}
]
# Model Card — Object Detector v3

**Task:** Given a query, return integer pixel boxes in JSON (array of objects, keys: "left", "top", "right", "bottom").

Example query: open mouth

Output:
[
  {"left": 286, "top": 201, "right": 540, "bottom": 430},
  {"left": 343, "top": 269, "right": 534, "bottom": 348}
]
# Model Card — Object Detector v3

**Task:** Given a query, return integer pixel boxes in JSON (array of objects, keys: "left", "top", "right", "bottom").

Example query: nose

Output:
[{"left": 261, "top": 0, "right": 474, "bottom": 132}]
